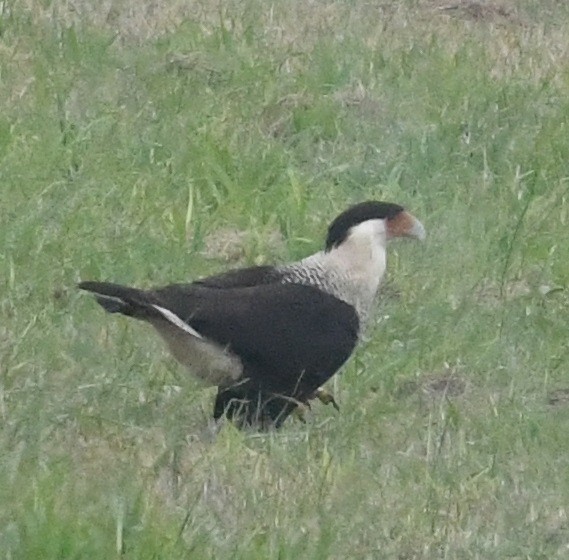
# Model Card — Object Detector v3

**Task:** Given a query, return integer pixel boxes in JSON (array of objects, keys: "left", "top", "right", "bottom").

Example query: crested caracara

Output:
[{"left": 78, "top": 201, "right": 425, "bottom": 429}]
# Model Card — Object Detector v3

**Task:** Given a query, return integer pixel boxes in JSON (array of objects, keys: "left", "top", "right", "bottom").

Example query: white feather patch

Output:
[
  {"left": 151, "top": 304, "right": 204, "bottom": 340},
  {"left": 95, "top": 293, "right": 127, "bottom": 305}
]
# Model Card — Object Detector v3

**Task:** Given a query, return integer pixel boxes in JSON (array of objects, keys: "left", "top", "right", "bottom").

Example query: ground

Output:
[{"left": 1, "top": 1, "right": 569, "bottom": 558}]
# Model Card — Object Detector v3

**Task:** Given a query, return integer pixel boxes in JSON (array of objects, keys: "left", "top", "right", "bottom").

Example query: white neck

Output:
[{"left": 294, "top": 219, "right": 388, "bottom": 325}]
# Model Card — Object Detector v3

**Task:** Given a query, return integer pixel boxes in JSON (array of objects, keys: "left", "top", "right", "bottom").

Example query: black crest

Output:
[{"left": 325, "top": 201, "right": 404, "bottom": 251}]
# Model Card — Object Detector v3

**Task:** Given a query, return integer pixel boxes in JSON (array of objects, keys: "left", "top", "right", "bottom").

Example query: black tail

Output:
[{"left": 78, "top": 281, "right": 158, "bottom": 319}]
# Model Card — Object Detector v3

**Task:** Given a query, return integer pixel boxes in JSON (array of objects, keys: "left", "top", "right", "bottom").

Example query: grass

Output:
[{"left": 1, "top": 0, "right": 569, "bottom": 557}]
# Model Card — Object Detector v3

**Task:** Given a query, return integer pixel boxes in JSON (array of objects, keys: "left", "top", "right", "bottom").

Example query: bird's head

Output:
[{"left": 325, "top": 201, "right": 426, "bottom": 252}]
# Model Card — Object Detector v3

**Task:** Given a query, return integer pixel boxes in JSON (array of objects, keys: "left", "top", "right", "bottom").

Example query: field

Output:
[{"left": 1, "top": 0, "right": 569, "bottom": 557}]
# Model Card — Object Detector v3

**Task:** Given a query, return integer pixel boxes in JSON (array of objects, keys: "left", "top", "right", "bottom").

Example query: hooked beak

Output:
[{"left": 386, "top": 211, "right": 426, "bottom": 241}]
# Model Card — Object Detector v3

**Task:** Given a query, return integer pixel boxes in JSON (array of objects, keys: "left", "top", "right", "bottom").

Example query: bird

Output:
[{"left": 78, "top": 200, "right": 426, "bottom": 429}]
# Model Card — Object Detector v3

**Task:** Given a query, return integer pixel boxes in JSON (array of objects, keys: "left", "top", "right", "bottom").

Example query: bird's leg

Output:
[
  {"left": 311, "top": 387, "right": 340, "bottom": 411},
  {"left": 293, "top": 401, "right": 311, "bottom": 423}
]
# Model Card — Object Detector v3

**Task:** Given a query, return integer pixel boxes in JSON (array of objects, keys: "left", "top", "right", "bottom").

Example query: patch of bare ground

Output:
[
  {"left": 473, "top": 278, "right": 532, "bottom": 308},
  {"left": 200, "top": 225, "right": 286, "bottom": 263},
  {"left": 200, "top": 226, "right": 249, "bottom": 263},
  {"left": 434, "top": 1, "right": 519, "bottom": 25},
  {"left": 396, "top": 365, "right": 468, "bottom": 401},
  {"left": 422, "top": 372, "right": 467, "bottom": 397},
  {"left": 547, "top": 389, "right": 569, "bottom": 408},
  {"left": 472, "top": 278, "right": 565, "bottom": 309},
  {"left": 333, "top": 82, "right": 385, "bottom": 121}
]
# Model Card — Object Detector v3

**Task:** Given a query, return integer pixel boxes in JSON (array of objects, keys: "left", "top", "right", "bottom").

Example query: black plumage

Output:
[{"left": 78, "top": 280, "right": 358, "bottom": 427}]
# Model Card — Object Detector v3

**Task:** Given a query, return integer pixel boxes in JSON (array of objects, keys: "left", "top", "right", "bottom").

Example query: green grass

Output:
[{"left": 1, "top": 0, "right": 569, "bottom": 557}]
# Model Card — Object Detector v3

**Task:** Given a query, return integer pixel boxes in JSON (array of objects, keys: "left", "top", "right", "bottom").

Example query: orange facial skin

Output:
[{"left": 386, "top": 211, "right": 426, "bottom": 240}]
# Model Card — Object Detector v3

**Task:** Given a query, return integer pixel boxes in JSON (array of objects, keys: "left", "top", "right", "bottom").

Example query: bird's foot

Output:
[{"left": 312, "top": 387, "right": 340, "bottom": 411}]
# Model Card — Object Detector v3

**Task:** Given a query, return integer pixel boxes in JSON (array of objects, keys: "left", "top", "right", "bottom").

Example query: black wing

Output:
[{"left": 150, "top": 282, "right": 359, "bottom": 424}]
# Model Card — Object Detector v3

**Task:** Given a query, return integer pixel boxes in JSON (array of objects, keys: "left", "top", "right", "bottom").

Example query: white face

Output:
[
  {"left": 326, "top": 218, "right": 388, "bottom": 296},
  {"left": 346, "top": 218, "right": 388, "bottom": 248}
]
